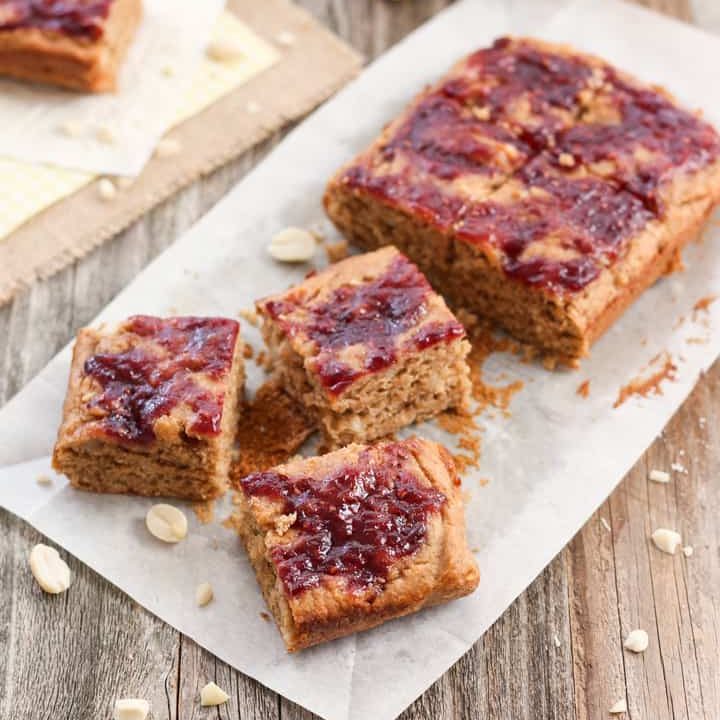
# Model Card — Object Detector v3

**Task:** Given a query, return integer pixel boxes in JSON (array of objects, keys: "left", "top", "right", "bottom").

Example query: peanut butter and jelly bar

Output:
[
  {"left": 0, "top": 0, "right": 142, "bottom": 92},
  {"left": 233, "top": 437, "right": 479, "bottom": 652},
  {"left": 52, "top": 315, "right": 244, "bottom": 500},
  {"left": 256, "top": 246, "right": 471, "bottom": 447},
  {"left": 325, "top": 37, "right": 720, "bottom": 364}
]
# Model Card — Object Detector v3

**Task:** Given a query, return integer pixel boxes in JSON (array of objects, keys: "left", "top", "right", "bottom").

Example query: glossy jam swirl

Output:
[
  {"left": 83, "top": 316, "right": 239, "bottom": 444},
  {"left": 0, "top": 0, "right": 113, "bottom": 39},
  {"left": 241, "top": 443, "right": 447, "bottom": 595},
  {"left": 265, "top": 255, "right": 465, "bottom": 395},
  {"left": 341, "top": 37, "right": 720, "bottom": 295}
]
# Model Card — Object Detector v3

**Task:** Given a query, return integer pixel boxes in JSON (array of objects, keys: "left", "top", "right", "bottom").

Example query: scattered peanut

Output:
[
  {"left": 609, "top": 698, "right": 627, "bottom": 714},
  {"left": 268, "top": 227, "right": 316, "bottom": 263},
  {"left": 200, "top": 681, "right": 229, "bottom": 706},
  {"left": 623, "top": 629, "right": 648, "bottom": 653},
  {"left": 145, "top": 504, "right": 188, "bottom": 543},
  {"left": 113, "top": 698, "right": 149, "bottom": 720},
  {"left": 29, "top": 544, "right": 71, "bottom": 594},
  {"left": 98, "top": 178, "right": 117, "bottom": 201},
  {"left": 196, "top": 582, "right": 214, "bottom": 607},
  {"left": 648, "top": 469, "right": 670, "bottom": 483},
  {"left": 651, "top": 528, "right": 682, "bottom": 555}
]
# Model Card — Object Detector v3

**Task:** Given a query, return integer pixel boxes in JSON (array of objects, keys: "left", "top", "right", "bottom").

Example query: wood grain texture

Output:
[{"left": 1, "top": 1, "right": 718, "bottom": 719}]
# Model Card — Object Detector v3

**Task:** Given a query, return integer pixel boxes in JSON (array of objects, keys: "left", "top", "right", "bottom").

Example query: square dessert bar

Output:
[
  {"left": 52, "top": 315, "right": 244, "bottom": 500},
  {"left": 256, "top": 246, "right": 471, "bottom": 447},
  {"left": 324, "top": 37, "right": 720, "bottom": 364},
  {"left": 232, "top": 437, "right": 479, "bottom": 652},
  {"left": 0, "top": 0, "right": 142, "bottom": 92}
]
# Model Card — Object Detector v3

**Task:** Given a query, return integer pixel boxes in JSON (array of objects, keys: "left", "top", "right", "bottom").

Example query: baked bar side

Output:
[
  {"left": 324, "top": 182, "right": 589, "bottom": 361},
  {"left": 52, "top": 319, "right": 245, "bottom": 500},
  {"left": 260, "top": 308, "right": 471, "bottom": 445}
]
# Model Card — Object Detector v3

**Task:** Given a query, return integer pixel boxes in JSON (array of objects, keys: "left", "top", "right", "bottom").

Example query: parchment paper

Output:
[
  {"left": 0, "top": 0, "right": 224, "bottom": 176},
  {"left": 2, "top": 1, "right": 720, "bottom": 719}
]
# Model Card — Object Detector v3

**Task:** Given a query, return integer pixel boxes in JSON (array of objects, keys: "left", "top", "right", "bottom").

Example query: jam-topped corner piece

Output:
[
  {"left": 52, "top": 314, "right": 244, "bottom": 501},
  {"left": 0, "top": 0, "right": 142, "bottom": 92},
  {"left": 256, "top": 246, "right": 471, "bottom": 446},
  {"left": 324, "top": 36, "right": 720, "bottom": 365},
  {"left": 0, "top": 0, "right": 115, "bottom": 39},
  {"left": 232, "top": 437, "right": 479, "bottom": 652}
]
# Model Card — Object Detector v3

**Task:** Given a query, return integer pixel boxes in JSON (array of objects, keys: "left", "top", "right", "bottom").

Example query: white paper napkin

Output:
[
  {"left": 2, "top": 1, "right": 720, "bottom": 719},
  {"left": 0, "top": 0, "right": 225, "bottom": 176}
]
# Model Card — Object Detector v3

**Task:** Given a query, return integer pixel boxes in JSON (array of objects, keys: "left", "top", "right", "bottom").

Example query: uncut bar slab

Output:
[
  {"left": 325, "top": 36, "right": 720, "bottom": 364},
  {"left": 52, "top": 315, "right": 244, "bottom": 500},
  {"left": 232, "top": 437, "right": 479, "bottom": 652},
  {"left": 256, "top": 246, "right": 471, "bottom": 447}
]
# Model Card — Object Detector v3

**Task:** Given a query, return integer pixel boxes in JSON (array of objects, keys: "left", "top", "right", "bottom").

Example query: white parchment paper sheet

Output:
[
  {"left": 2, "top": 1, "right": 720, "bottom": 718},
  {"left": 0, "top": 0, "right": 224, "bottom": 176}
]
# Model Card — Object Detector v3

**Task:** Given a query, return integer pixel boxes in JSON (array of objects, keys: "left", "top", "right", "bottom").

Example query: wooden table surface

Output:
[{"left": 2, "top": 1, "right": 719, "bottom": 718}]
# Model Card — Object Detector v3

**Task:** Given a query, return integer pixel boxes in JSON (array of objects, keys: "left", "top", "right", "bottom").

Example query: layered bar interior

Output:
[
  {"left": 0, "top": 0, "right": 142, "bottom": 92},
  {"left": 52, "top": 315, "right": 244, "bottom": 500},
  {"left": 324, "top": 37, "right": 720, "bottom": 364},
  {"left": 256, "top": 246, "right": 471, "bottom": 447},
  {"left": 233, "top": 437, "right": 479, "bottom": 652}
]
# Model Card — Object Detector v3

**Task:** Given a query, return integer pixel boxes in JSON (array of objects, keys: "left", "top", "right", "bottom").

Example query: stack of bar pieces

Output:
[
  {"left": 0, "top": 0, "right": 142, "bottom": 92},
  {"left": 324, "top": 37, "right": 720, "bottom": 364}
]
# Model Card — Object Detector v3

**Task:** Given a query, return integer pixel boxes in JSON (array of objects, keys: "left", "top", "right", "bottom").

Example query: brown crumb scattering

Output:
[
  {"left": 663, "top": 247, "right": 685, "bottom": 275},
  {"left": 576, "top": 380, "right": 590, "bottom": 398},
  {"left": 478, "top": 477, "right": 490, "bottom": 487},
  {"left": 693, "top": 294, "right": 717, "bottom": 316},
  {"left": 324, "top": 239, "right": 349, "bottom": 263},
  {"left": 231, "top": 375, "right": 316, "bottom": 480},
  {"left": 242, "top": 343, "right": 254, "bottom": 359},
  {"left": 260, "top": 612, "right": 271, "bottom": 622},
  {"left": 222, "top": 512, "right": 242, "bottom": 534},
  {"left": 614, "top": 352, "right": 677, "bottom": 408},
  {"left": 238, "top": 308, "right": 260, "bottom": 326},
  {"left": 254, "top": 350, "right": 272, "bottom": 371},
  {"left": 192, "top": 500, "right": 215, "bottom": 525}
]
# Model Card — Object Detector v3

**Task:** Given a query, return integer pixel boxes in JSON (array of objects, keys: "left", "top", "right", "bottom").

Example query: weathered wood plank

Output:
[{"left": 2, "top": 1, "right": 719, "bottom": 720}]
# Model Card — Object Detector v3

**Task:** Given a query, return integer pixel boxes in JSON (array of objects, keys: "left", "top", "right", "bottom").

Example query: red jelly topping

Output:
[
  {"left": 83, "top": 316, "right": 239, "bottom": 444},
  {"left": 265, "top": 255, "right": 465, "bottom": 395},
  {"left": 241, "top": 443, "right": 447, "bottom": 595},
  {"left": 0, "top": 0, "right": 113, "bottom": 39},
  {"left": 341, "top": 38, "right": 720, "bottom": 295},
  {"left": 557, "top": 69, "right": 720, "bottom": 214}
]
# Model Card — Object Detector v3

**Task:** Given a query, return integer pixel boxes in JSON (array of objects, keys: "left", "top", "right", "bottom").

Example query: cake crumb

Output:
[
  {"left": 96, "top": 126, "right": 116, "bottom": 144},
  {"left": 276, "top": 30, "right": 296, "bottom": 47},
  {"left": 614, "top": 352, "right": 677, "bottom": 408},
  {"left": 671, "top": 461, "right": 687, "bottom": 474},
  {"left": 230, "top": 375, "right": 316, "bottom": 479},
  {"left": 693, "top": 294, "right": 717, "bottom": 316},
  {"left": 222, "top": 512, "right": 242, "bottom": 535},
  {"left": 609, "top": 698, "right": 627, "bottom": 715},
  {"left": 649, "top": 469, "right": 670, "bottom": 483},
  {"left": 478, "top": 477, "right": 490, "bottom": 487},
  {"left": 274, "top": 512, "right": 297, "bottom": 536},
  {"left": 623, "top": 629, "right": 648, "bottom": 653},
  {"left": 324, "top": 239, "right": 349, "bottom": 263},
  {"left": 242, "top": 343, "right": 254, "bottom": 359},
  {"left": 195, "top": 582, "right": 214, "bottom": 607},
  {"left": 260, "top": 611, "right": 271, "bottom": 622},
  {"left": 192, "top": 500, "right": 214, "bottom": 525},
  {"left": 651, "top": 528, "right": 682, "bottom": 555},
  {"left": 238, "top": 307, "right": 260, "bottom": 326},
  {"left": 98, "top": 178, "right": 117, "bottom": 201},
  {"left": 576, "top": 380, "right": 590, "bottom": 398}
]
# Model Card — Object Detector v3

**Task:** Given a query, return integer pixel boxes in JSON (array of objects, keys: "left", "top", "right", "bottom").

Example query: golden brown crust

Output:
[
  {"left": 233, "top": 438, "right": 479, "bottom": 652},
  {"left": 0, "top": 0, "right": 142, "bottom": 92}
]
